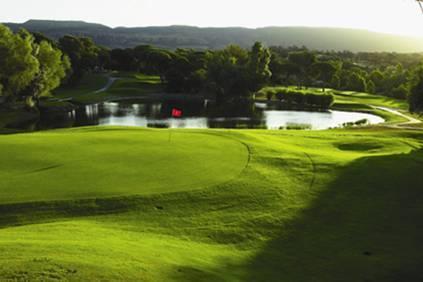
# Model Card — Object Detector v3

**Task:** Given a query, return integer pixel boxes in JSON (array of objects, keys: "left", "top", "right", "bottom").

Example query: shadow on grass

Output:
[
  {"left": 245, "top": 148, "right": 423, "bottom": 282},
  {"left": 0, "top": 193, "right": 186, "bottom": 229}
]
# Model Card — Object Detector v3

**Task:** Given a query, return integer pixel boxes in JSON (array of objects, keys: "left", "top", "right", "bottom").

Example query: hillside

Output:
[{"left": 4, "top": 20, "right": 423, "bottom": 52}]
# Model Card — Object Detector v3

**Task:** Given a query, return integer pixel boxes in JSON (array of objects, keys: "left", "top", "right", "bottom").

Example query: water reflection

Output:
[{"left": 25, "top": 99, "right": 385, "bottom": 131}]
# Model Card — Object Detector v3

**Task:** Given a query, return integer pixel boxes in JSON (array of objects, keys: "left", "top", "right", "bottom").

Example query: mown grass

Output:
[
  {"left": 54, "top": 73, "right": 109, "bottom": 100},
  {"left": 55, "top": 72, "right": 164, "bottom": 104},
  {"left": 102, "top": 73, "right": 163, "bottom": 100},
  {"left": 0, "top": 127, "right": 247, "bottom": 204},
  {"left": 0, "top": 127, "right": 422, "bottom": 281}
]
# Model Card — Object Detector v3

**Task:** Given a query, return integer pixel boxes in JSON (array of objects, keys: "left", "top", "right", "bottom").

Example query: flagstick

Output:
[{"left": 169, "top": 108, "right": 182, "bottom": 142}]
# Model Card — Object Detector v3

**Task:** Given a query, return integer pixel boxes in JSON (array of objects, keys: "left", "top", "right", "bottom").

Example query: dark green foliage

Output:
[
  {"left": 265, "top": 88, "right": 334, "bottom": 109},
  {"left": 391, "top": 85, "right": 409, "bottom": 100},
  {"left": 20, "top": 39, "right": 70, "bottom": 107},
  {"left": 248, "top": 42, "right": 272, "bottom": 92},
  {"left": 369, "top": 69, "right": 385, "bottom": 92},
  {"left": 270, "top": 47, "right": 418, "bottom": 101},
  {"left": 368, "top": 64, "right": 410, "bottom": 98},
  {"left": 158, "top": 43, "right": 271, "bottom": 101},
  {"left": 0, "top": 24, "right": 69, "bottom": 107},
  {"left": 288, "top": 51, "right": 316, "bottom": 86},
  {"left": 110, "top": 48, "right": 137, "bottom": 71},
  {"left": 164, "top": 49, "right": 208, "bottom": 93},
  {"left": 205, "top": 43, "right": 271, "bottom": 101},
  {"left": 346, "top": 72, "right": 367, "bottom": 92},
  {"left": 408, "top": 65, "right": 423, "bottom": 113},
  {"left": 311, "top": 61, "right": 337, "bottom": 91},
  {"left": 58, "top": 35, "right": 101, "bottom": 84},
  {"left": 0, "top": 25, "right": 39, "bottom": 99}
]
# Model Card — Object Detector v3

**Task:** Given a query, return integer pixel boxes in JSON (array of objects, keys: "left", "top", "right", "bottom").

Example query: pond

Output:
[{"left": 29, "top": 100, "right": 384, "bottom": 131}]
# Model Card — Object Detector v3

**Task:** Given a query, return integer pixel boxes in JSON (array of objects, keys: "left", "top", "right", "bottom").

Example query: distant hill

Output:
[{"left": 4, "top": 20, "right": 423, "bottom": 52}]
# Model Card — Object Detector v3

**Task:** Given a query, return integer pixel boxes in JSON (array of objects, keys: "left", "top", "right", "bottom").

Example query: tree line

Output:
[
  {"left": 269, "top": 46, "right": 423, "bottom": 112},
  {"left": 258, "top": 87, "right": 334, "bottom": 110},
  {"left": 1, "top": 24, "right": 423, "bottom": 113}
]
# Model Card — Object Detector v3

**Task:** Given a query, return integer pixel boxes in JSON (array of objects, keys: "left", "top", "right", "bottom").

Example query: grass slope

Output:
[
  {"left": 54, "top": 74, "right": 109, "bottom": 101},
  {"left": 55, "top": 73, "right": 164, "bottom": 104},
  {"left": 0, "top": 127, "right": 422, "bottom": 281}
]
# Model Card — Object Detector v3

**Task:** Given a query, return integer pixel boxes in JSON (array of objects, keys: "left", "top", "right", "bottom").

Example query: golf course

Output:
[
  {"left": 1, "top": 16, "right": 423, "bottom": 280},
  {"left": 0, "top": 121, "right": 422, "bottom": 280}
]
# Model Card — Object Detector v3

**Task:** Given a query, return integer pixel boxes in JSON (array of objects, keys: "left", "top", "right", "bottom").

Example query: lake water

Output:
[{"left": 32, "top": 100, "right": 384, "bottom": 131}]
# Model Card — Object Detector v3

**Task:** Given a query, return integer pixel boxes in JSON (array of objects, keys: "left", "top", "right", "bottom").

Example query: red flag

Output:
[{"left": 171, "top": 108, "right": 183, "bottom": 118}]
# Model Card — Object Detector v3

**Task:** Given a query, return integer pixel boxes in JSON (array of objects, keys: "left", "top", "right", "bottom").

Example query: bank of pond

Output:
[{"left": 4, "top": 98, "right": 384, "bottom": 132}]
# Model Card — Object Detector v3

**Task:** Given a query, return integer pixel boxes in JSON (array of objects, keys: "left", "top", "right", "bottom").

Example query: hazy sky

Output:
[{"left": 1, "top": 0, "right": 422, "bottom": 37}]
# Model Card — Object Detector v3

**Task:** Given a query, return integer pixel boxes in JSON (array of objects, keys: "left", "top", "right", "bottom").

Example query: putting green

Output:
[{"left": 0, "top": 127, "right": 248, "bottom": 204}]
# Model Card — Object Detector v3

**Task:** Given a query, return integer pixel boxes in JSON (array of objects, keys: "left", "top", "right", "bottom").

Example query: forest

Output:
[{"left": 1, "top": 23, "right": 423, "bottom": 112}]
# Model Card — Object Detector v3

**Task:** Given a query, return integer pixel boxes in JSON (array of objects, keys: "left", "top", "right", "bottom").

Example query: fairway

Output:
[
  {"left": 0, "top": 127, "right": 423, "bottom": 281},
  {"left": 2, "top": 4, "right": 423, "bottom": 280},
  {"left": 0, "top": 127, "right": 248, "bottom": 204}
]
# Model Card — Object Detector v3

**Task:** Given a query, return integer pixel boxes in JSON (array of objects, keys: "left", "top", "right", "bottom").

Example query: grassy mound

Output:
[
  {"left": 0, "top": 127, "right": 422, "bottom": 281},
  {"left": 0, "top": 127, "right": 248, "bottom": 204}
]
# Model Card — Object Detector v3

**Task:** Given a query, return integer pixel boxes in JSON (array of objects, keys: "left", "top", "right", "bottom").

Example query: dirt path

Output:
[
  {"left": 373, "top": 106, "right": 422, "bottom": 129},
  {"left": 94, "top": 76, "right": 119, "bottom": 93},
  {"left": 375, "top": 106, "right": 421, "bottom": 125}
]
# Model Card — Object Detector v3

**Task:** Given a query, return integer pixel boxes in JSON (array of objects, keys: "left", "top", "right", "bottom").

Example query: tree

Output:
[
  {"left": 311, "top": 61, "right": 337, "bottom": 91},
  {"left": 21, "top": 39, "right": 70, "bottom": 107},
  {"left": 97, "top": 47, "right": 111, "bottom": 71},
  {"left": 248, "top": 42, "right": 272, "bottom": 92},
  {"left": 409, "top": 65, "right": 423, "bottom": 113},
  {"left": 59, "top": 35, "right": 100, "bottom": 83},
  {"left": 288, "top": 51, "right": 316, "bottom": 87},
  {"left": 381, "top": 64, "right": 408, "bottom": 98},
  {"left": 369, "top": 69, "right": 385, "bottom": 93},
  {"left": 391, "top": 84, "right": 409, "bottom": 100},
  {"left": 206, "top": 46, "right": 250, "bottom": 102},
  {"left": 110, "top": 48, "right": 138, "bottom": 71},
  {"left": 0, "top": 25, "right": 39, "bottom": 101},
  {"left": 205, "top": 43, "right": 271, "bottom": 102},
  {"left": 366, "top": 80, "right": 376, "bottom": 94},
  {"left": 346, "top": 72, "right": 367, "bottom": 92},
  {"left": 165, "top": 54, "right": 192, "bottom": 92},
  {"left": 331, "top": 73, "right": 341, "bottom": 89},
  {"left": 31, "top": 32, "right": 56, "bottom": 46},
  {"left": 0, "top": 25, "right": 70, "bottom": 108},
  {"left": 143, "top": 49, "right": 172, "bottom": 82}
]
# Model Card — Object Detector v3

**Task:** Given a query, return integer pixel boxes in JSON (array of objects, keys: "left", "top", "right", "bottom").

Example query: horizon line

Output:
[{"left": 3, "top": 18, "right": 423, "bottom": 39}]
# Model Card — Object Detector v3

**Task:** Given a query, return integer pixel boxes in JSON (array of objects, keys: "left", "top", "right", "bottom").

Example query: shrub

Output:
[
  {"left": 258, "top": 87, "right": 334, "bottom": 109},
  {"left": 264, "top": 87, "right": 334, "bottom": 109},
  {"left": 284, "top": 123, "right": 312, "bottom": 130},
  {"left": 354, "top": 119, "right": 369, "bottom": 126}
]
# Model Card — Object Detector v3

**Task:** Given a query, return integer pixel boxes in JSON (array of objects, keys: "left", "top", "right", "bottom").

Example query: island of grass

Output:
[{"left": 256, "top": 85, "right": 413, "bottom": 124}]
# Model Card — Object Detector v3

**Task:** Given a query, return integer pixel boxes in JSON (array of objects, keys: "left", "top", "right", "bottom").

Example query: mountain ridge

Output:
[{"left": 4, "top": 19, "right": 423, "bottom": 52}]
